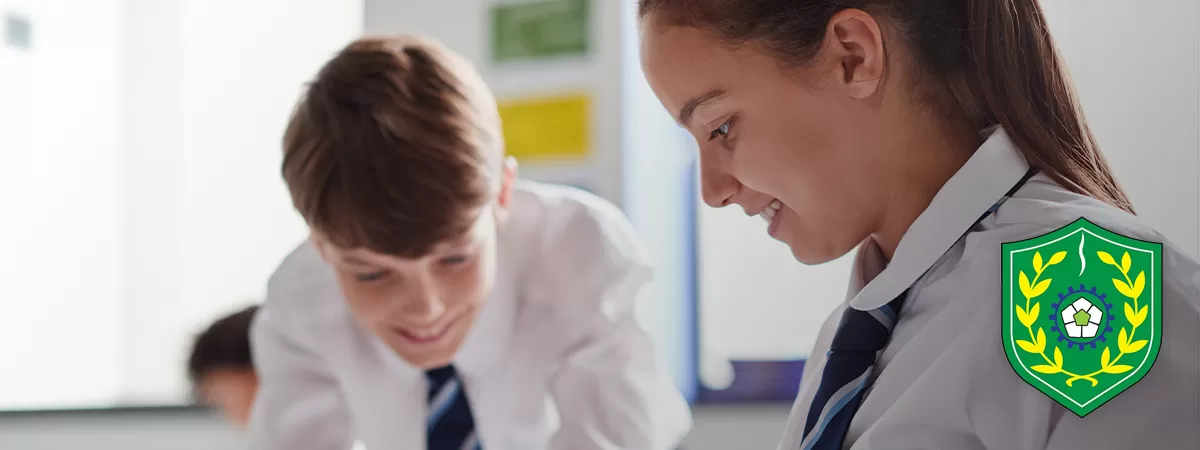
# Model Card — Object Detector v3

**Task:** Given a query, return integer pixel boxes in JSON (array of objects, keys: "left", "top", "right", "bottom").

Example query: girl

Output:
[{"left": 637, "top": 0, "right": 1198, "bottom": 449}]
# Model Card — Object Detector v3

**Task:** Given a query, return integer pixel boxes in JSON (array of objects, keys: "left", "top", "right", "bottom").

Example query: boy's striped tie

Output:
[{"left": 426, "top": 365, "right": 481, "bottom": 450}]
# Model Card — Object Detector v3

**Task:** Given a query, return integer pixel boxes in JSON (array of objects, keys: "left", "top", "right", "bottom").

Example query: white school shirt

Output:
[
  {"left": 248, "top": 182, "right": 692, "bottom": 450},
  {"left": 777, "top": 128, "right": 1199, "bottom": 450}
]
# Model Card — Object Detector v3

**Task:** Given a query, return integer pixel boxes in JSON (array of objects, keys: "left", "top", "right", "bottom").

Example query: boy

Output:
[
  {"left": 188, "top": 305, "right": 260, "bottom": 428},
  {"left": 249, "top": 35, "right": 691, "bottom": 450}
]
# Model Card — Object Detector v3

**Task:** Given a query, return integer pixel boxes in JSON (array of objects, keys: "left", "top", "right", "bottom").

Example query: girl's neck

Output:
[{"left": 871, "top": 118, "right": 983, "bottom": 260}]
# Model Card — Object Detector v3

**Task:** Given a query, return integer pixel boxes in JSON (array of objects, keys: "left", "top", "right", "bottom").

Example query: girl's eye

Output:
[{"left": 708, "top": 119, "right": 732, "bottom": 141}]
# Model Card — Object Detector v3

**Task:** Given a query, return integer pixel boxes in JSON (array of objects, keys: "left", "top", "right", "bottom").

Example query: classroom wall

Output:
[
  {"left": 0, "top": 0, "right": 363, "bottom": 407},
  {"left": 121, "top": 0, "right": 363, "bottom": 404},
  {"left": 0, "top": 0, "right": 125, "bottom": 409},
  {"left": 616, "top": 0, "right": 698, "bottom": 397},
  {"left": 1042, "top": 0, "right": 1200, "bottom": 254}
]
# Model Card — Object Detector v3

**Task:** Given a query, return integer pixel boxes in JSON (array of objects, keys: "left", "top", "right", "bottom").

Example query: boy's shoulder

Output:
[
  {"left": 507, "top": 181, "right": 652, "bottom": 312},
  {"left": 509, "top": 180, "right": 645, "bottom": 260},
  {"left": 510, "top": 181, "right": 631, "bottom": 229}
]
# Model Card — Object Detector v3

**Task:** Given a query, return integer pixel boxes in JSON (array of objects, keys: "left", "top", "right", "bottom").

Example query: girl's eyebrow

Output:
[{"left": 679, "top": 88, "right": 728, "bottom": 127}]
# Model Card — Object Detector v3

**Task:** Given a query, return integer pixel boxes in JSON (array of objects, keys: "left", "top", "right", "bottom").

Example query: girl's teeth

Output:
[{"left": 759, "top": 199, "right": 781, "bottom": 223}]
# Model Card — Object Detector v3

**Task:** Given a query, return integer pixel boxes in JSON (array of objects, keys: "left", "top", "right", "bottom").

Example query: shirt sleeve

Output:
[
  {"left": 1037, "top": 241, "right": 1200, "bottom": 449},
  {"left": 247, "top": 298, "right": 354, "bottom": 450},
  {"left": 960, "top": 225, "right": 1200, "bottom": 450},
  {"left": 531, "top": 196, "right": 693, "bottom": 450}
]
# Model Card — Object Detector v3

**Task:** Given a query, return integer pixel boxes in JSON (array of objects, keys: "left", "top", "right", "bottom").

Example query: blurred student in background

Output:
[
  {"left": 638, "top": 0, "right": 1199, "bottom": 449},
  {"left": 188, "top": 305, "right": 260, "bottom": 428},
  {"left": 248, "top": 34, "right": 690, "bottom": 450}
]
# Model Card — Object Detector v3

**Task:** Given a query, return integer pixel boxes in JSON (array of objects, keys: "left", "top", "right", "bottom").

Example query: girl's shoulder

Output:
[{"left": 951, "top": 173, "right": 1197, "bottom": 322}]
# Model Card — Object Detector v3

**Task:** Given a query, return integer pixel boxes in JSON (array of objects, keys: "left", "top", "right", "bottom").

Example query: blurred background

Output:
[{"left": 0, "top": 0, "right": 1196, "bottom": 448}]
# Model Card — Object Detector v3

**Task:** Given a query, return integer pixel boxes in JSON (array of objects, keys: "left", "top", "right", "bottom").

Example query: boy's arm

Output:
[
  {"left": 545, "top": 265, "right": 692, "bottom": 450},
  {"left": 535, "top": 199, "right": 692, "bottom": 450},
  {"left": 247, "top": 303, "right": 353, "bottom": 450}
]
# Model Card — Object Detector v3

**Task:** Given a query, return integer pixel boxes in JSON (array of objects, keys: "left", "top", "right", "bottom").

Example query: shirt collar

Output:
[
  {"left": 846, "top": 237, "right": 888, "bottom": 302},
  {"left": 848, "top": 127, "right": 1031, "bottom": 310}
]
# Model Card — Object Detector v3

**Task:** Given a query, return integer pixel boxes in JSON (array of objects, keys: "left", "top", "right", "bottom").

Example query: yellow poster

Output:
[{"left": 497, "top": 93, "right": 590, "bottom": 162}]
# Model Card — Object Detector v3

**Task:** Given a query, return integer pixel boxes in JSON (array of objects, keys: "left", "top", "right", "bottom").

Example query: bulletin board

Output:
[
  {"left": 497, "top": 92, "right": 591, "bottom": 163},
  {"left": 490, "top": 0, "right": 589, "bottom": 63}
]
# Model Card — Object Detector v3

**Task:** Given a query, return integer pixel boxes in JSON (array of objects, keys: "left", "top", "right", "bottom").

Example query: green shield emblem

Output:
[{"left": 1001, "top": 217, "right": 1162, "bottom": 417}]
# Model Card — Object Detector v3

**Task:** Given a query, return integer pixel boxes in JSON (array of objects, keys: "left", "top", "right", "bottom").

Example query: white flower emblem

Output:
[{"left": 1061, "top": 297, "right": 1103, "bottom": 338}]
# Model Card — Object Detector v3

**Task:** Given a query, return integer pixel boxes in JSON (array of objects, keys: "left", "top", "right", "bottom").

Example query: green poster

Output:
[{"left": 490, "top": 0, "right": 589, "bottom": 63}]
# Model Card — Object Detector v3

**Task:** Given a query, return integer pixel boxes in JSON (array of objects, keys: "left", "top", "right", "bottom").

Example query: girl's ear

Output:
[{"left": 824, "top": 8, "right": 887, "bottom": 100}]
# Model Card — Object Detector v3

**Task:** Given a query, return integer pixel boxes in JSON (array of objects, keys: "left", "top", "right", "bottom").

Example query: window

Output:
[{"left": 0, "top": 0, "right": 363, "bottom": 410}]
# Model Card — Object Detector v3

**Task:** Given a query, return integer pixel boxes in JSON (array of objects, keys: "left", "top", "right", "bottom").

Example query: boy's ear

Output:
[
  {"left": 308, "top": 232, "right": 333, "bottom": 263},
  {"left": 494, "top": 156, "right": 518, "bottom": 224},
  {"left": 497, "top": 156, "right": 518, "bottom": 209}
]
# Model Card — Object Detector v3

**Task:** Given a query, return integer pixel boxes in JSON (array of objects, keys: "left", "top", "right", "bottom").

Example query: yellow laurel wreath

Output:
[
  {"left": 1087, "top": 251, "right": 1149, "bottom": 380},
  {"left": 1013, "top": 250, "right": 1149, "bottom": 387}
]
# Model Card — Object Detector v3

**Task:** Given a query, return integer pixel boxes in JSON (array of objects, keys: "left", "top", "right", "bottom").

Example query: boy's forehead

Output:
[{"left": 322, "top": 205, "right": 491, "bottom": 261}]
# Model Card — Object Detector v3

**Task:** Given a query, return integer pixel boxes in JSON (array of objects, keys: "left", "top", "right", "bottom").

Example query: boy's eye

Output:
[
  {"left": 708, "top": 119, "right": 732, "bottom": 141},
  {"left": 355, "top": 270, "right": 389, "bottom": 282},
  {"left": 439, "top": 255, "right": 469, "bottom": 266}
]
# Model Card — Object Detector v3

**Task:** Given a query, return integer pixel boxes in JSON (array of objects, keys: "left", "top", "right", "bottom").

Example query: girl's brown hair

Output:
[{"left": 640, "top": 0, "right": 1133, "bottom": 213}]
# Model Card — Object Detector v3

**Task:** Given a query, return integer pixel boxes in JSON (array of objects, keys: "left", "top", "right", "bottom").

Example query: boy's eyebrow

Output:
[{"left": 339, "top": 255, "right": 379, "bottom": 267}]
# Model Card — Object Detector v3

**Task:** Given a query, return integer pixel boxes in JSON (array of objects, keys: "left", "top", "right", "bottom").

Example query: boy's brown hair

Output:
[{"left": 282, "top": 35, "right": 503, "bottom": 258}]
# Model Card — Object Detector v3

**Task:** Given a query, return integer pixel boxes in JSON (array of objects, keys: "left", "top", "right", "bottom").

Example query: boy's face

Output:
[
  {"left": 198, "top": 369, "right": 258, "bottom": 428},
  {"left": 314, "top": 206, "right": 501, "bottom": 369}
]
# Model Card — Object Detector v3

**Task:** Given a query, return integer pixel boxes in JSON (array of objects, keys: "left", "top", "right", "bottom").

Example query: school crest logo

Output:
[{"left": 1001, "top": 217, "right": 1162, "bottom": 417}]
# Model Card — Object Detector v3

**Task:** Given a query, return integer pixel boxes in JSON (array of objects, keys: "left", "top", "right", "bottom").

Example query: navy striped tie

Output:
[
  {"left": 800, "top": 294, "right": 906, "bottom": 450},
  {"left": 426, "top": 365, "right": 481, "bottom": 450}
]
